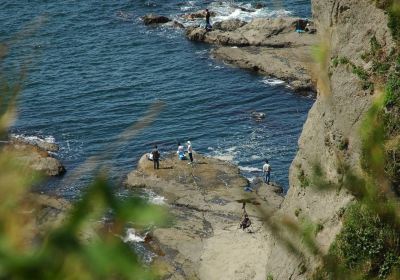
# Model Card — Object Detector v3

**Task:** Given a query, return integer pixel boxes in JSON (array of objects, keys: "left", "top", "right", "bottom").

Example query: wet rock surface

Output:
[
  {"left": 126, "top": 153, "right": 284, "bottom": 279},
  {"left": 142, "top": 14, "right": 171, "bottom": 25}
]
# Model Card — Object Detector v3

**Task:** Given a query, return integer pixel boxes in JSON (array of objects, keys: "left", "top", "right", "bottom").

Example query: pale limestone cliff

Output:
[{"left": 264, "top": 0, "right": 395, "bottom": 279}]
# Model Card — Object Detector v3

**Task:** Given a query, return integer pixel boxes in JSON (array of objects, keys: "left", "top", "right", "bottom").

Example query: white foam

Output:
[
  {"left": 145, "top": 190, "right": 166, "bottom": 205},
  {"left": 150, "top": 195, "right": 166, "bottom": 205},
  {"left": 177, "top": 2, "right": 293, "bottom": 27},
  {"left": 247, "top": 176, "right": 256, "bottom": 183},
  {"left": 210, "top": 2, "right": 293, "bottom": 23},
  {"left": 262, "top": 78, "right": 286, "bottom": 86},
  {"left": 239, "top": 166, "right": 262, "bottom": 172},
  {"left": 209, "top": 146, "right": 238, "bottom": 162},
  {"left": 123, "top": 228, "right": 144, "bottom": 243},
  {"left": 180, "top": 1, "right": 198, "bottom": 12},
  {"left": 212, "top": 154, "right": 235, "bottom": 161},
  {"left": 11, "top": 134, "right": 55, "bottom": 143},
  {"left": 251, "top": 155, "right": 262, "bottom": 160}
]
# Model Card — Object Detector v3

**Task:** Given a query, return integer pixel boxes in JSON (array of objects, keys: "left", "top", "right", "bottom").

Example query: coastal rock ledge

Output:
[
  {"left": 125, "top": 153, "right": 283, "bottom": 280},
  {"left": 4, "top": 138, "right": 65, "bottom": 176},
  {"left": 185, "top": 17, "right": 317, "bottom": 93}
]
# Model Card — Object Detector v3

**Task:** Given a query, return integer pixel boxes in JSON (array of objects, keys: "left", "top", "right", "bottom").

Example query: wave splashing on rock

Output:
[{"left": 177, "top": 1, "right": 293, "bottom": 27}]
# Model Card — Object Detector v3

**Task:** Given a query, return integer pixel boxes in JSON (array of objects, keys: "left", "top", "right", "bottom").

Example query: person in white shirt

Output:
[
  {"left": 187, "top": 141, "right": 193, "bottom": 164},
  {"left": 263, "top": 159, "right": 271, "bottom": 184}
]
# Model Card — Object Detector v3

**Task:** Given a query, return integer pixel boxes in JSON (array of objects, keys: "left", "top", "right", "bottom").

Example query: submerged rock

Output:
[
  {"left": 142, "top": 14, "right": 171, "bottom": 25},
  {"left": 251, "top": 111, "right": 266, "bottom": 121},
  {"left": 254, "top": 3, "right": 266, "bottom": 9}
]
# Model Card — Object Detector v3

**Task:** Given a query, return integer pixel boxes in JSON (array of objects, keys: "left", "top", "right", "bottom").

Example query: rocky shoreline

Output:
[
  {"left": 142, "top": 12, "right": 317, "bottom": 94},
  {"left": 4, "top": 136, "right": 65, "bottom": 176},
  {"left": 187, "top": 17, "right": 317, "bottom": 94},
  {"left": 126, "top": 153, "right": 283, "bottom": 279}
]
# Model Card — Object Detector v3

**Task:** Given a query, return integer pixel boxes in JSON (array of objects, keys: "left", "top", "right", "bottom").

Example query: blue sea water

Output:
[{"left": 1, "top": 0, "right": 312, "bottom": 197}]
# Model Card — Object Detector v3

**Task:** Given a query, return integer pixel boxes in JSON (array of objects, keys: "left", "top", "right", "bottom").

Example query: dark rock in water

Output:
[
  {"left": 213, "top": 19, "right": 247, "bottom": 32},
  {"left": 251, "top": 111, "right": 266, "bottom": 121},
  {"left": 171, "top": 20, "right": 185, "bottom": 29},
  {"left": 142, "top": 14, "right": 171, "bottom": 25},
  {"left": 254, "top": 3, "right": 265, "bottom": 9}
]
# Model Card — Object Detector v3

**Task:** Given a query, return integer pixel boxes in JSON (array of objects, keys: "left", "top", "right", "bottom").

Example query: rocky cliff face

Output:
[{"left": 265, "top": 0, "right": 395, "bottom": 279}]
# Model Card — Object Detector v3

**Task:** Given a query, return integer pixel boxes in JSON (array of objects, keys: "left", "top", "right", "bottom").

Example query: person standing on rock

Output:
[
  {"left": 263, "top": 159, "right": 271, "bottom": 184},
  {"left": 152, "top": 145, "right": 160, "bottom": 170},
  {"left": 205, "top": 9, "right": 212, "bottom": 31},
  {"left": 187, "top": 141, "right": 193, "bottom": 164}
]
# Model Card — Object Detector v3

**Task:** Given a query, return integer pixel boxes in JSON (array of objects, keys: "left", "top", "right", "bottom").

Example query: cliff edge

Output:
[{"left": 264, "top": 0, "right": 395, "bottom": 279}]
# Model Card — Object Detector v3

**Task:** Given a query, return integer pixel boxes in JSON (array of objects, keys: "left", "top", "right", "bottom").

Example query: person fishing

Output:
[
  {"left": 205, "top": 9, "right": 212, "bottom": 31},
  {"left": 263, "top": 159, "right": 271, "bottom": 184},
  {"left": 151, "top": 145, "right": 160, "bottom": 170}
]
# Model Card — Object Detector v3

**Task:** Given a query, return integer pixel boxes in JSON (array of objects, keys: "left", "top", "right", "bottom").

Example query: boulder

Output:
[
  {"left": 185, "top": 26, "right": 207, "bottom": 41},
  {"left": 212, "top": 19, "right": 247, "bottom": 32},
  {"left": 10, "top": 135, "right": 59, "bottom": 152},
  {"left": 251, "top": 111, "right": 266, "bottom": 121},
  {"left": 181, "top": 10, "right": 216, "bottom": 20},
  {"left": 141, "top": 14, "right": 171, "bottom": 25},
  {"left": 4, "top": 141, "right": 66, "bottom": 176},
  {"left": 254, "top": 3, "right": 266, "bottom": 9}
]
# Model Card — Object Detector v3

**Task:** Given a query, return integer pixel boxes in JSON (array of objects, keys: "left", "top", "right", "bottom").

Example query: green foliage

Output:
[
  {"left": 294, "top": 208, "right": 302, "bottom": 217},
  {"left": 338, "top": 57, "right": 350, "bottom": 65},
  {"left": 329, "top": 203, "right": 400, "bottom": 279},
  {"left": 266, "top": 274, "right": 274, "bottom": 280},
  {"left": 315, "top": 223, "right": 324, "bottom": 236},
  {"left": 298, "top": 168, "right": 310, "bottom": 188},
  {"left": 352, "top": 65, "right": 369, "bottom": 81},
  {"left": 370, "top": 36, "right": 382, "bottom": 56},
  {"left": 338, "top": 138, "right": 349, "bottom": 151},
  {"left": 332, "top": 57, "right": 339, "bottom": 68},
  {"left": 384, "top": 74, "right": 400, "bottom": 107},
  {"left": 388, "top": 3, "right": 400, "bottom": 41}
]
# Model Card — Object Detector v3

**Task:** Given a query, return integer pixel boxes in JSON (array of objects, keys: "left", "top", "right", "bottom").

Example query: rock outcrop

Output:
[
  {"left": 126, "top": 153, "right": 283, "bottom": 280},
  {"left": 181, "top": 10, "right": 216, "bottom": 20},
  {"left": 4, "top": 138, "right": 66, "bottom": 176},
  {"left": 142, "top": 14, "right": 171, "bottom": 25},
  {"left": 263, "top": 0, "right": 395, "bottom": 279},
  {"left": 212, "top": 19, "right": 247, "bottom": 32},
  {"left": 185, "top": 17, "right": 318, "bottom": 93}
]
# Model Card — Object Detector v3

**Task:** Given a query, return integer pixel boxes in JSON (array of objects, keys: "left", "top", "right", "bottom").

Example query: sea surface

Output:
[{"left": 1, "top": 0, "right": 313, "bottom": 198}]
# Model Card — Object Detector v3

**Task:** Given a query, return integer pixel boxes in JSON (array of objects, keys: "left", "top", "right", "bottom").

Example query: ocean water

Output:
[{"left": 1, "top": 0, "right": 312, "bottom": 197}]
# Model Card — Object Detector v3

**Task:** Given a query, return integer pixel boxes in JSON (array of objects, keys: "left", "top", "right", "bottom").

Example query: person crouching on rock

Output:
[
  {"left": 177, "top": 142, "right": 186, "bottom": 160},
  {"left": 152, "top": 145, "right": 160, "bottom": 169},
  {"left": 205, "top": 9, "right": 212, "bottom": 31}
]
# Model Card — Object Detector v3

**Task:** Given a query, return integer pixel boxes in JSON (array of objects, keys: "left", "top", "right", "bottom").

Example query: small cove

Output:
[{"left": 1, "top": 0, "right": 313, "bottom": 197}]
